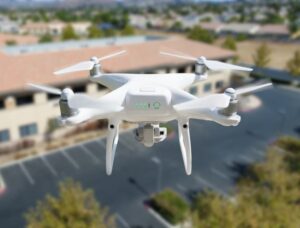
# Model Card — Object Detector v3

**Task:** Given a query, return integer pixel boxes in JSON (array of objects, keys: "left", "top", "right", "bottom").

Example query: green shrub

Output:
[
  {"left": 151, "top": 189, "right": 189, "bottom": 225},
  {"left": 276, "top": 136, "right": 300, "bottom": 154}
]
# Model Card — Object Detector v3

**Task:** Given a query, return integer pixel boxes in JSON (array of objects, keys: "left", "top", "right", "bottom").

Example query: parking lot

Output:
[{"left": 0, "top": 86, "right": 299, "bottom": 228}]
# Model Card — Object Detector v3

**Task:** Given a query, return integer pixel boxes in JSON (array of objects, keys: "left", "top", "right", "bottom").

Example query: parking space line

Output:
[
  {"left": 252, "top": 148, "right": 265, "bottom": 156},
  {"left": 39, "top": 156, "right": 58, "bottom": 176},
  {"left": 176, "top": 183, "right": 187, "bottom": 192},
  {"left": 194, "top": 174, "right": 228, "bottom": 197},
  {"left": 116, "top": 213, "right": 130, "bottom": 228},
  {"left": 79, "top": 145, "right": 101, "bottom": 164},
  {"left": 211, "top": 167, "right": 230, "bottom": 181},
  {"left": 240, "top": 154, "right": 253, "bottom": 163},
  {"left": 225, "top": 157, "right": 233, "bottom": 167},
  {"left": 19, "top": 163, "right": 35, "bottom": 185},
  {"left": 61, "top": 150, "right": 80, "bottom": 169}
]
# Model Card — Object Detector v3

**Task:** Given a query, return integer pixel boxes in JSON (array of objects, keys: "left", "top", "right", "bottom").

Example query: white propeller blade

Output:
[
  {"left": 98, "top": 50, "right": 127, "bottom": 61},
  {"left": 160, "top": 51, "right": 252, "bottom": 72},
  {"left": 236, "top": 83, "right": 272, "bottom": 95},
  {"left": 54, "top": 61, "right": 95, "bottom": 75},
  {"left": 160, "top": 51, "right": 197, "bottom": 61},
  {"left": 54, "top": 50, "right": 126, "bottom": 75},
  {"left": 204, "top": 60, "right": 252, "bottom": 72},
  {"left": 174, "top": 94, "right": 231, "bottom": 112},
  {"left": 27, "top": 83, "right": 62, "bottom": 95}
]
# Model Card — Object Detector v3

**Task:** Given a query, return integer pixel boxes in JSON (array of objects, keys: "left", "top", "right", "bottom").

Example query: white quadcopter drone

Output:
[{"left": 28, "top": 50, "right": 271, "bottom": 175}]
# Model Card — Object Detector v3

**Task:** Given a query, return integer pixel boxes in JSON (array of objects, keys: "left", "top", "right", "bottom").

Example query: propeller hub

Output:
[
  {"left": 90, "top": 56, "right": 99, "bottom": 64},
  {"left": 197, "top": 56, "right": 206, "bottom": 64},
  {"left": 225, "top": 88, "right": 237, "bottom": 100},
  {"left": 61, "top": 88, "right": 74, "bottom": 100}
]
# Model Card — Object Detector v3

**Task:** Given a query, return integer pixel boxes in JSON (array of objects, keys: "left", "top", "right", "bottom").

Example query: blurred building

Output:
[
  {"left": 200, "top": 22, "right": 290, "bottom": 41},
  {"left": 0, "top": 15, "right": 20, "bottom": 34},
  {"left": 22, "top": 22, "right": 91, "bottom": 36},
  {"left": 0, "top": 35, "right": 236, "bottom": 146}
]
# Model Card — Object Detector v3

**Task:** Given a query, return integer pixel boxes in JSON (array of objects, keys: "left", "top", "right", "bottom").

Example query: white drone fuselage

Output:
[
  {"left": 59, "top": 72, "right": 241, "bottom": 176},
  {"left": 28, "top": 50, "right": 271, "bottom": 176}
]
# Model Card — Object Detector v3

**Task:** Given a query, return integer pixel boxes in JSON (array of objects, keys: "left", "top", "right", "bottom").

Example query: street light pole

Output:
[{"left": 151, "top": 156, "right": 162, "bottom": 193}]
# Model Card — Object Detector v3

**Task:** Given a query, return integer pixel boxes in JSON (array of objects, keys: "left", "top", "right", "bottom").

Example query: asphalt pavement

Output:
[{"left": 0, "top": 86, "right": 299, "bottom": 228}]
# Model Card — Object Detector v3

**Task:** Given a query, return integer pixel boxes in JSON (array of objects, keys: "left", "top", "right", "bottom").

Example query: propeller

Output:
[
  {"left": 175, "top": 82, "right": 272, "bottom": 114},
  {"left": 27, "top": 83, "right": 108, "bottom": 110},
  {"left": 54, "top": 50, "right": 127, "bottom": 75},
  {"left": 27, "top": 83, "right": 62, "bottom": 95},
  {"left": 235, "top": 83, "right": 272, "bottom": 95},
  {"left": 160, "top": 51, "right": 252, "bottom": 72}
]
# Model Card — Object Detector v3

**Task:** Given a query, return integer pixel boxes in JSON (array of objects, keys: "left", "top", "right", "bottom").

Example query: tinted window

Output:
[
  {"left": 16, "top": 95, "right": 33, "bottom": 106},
  {"left": 73, "top": 85, "right": 86, "bottom": 93},
  {"left": 47, "top": 93, "right": 60, "bottom": 100},
  {"left": 19, "top": 123, "right": 38, "bottom": 137},
  {"left": 215, "top": 80, "right": 224, "bottom": 89},
  {"left": 189, "top": 86, "right": 198, "bottom": 95},
  {"left": 0, "top": 129, "right": 10, "bottom": 143},
  {"left": 0, "top": 99, "right": 4, "bottom": 109},
  {"left": 204, "top": 83, "right": 212, "bottom": 92}
]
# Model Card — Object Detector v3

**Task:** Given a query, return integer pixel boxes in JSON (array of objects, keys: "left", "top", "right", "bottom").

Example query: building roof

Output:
[
  {"left": 258, "top": 24, "right": 289, "bottom": 35},
  {"left": 221, "top": 23, "right": 260, "bottom": 34},
  {"left": 0, "top": 34, "right": 38, "bottom": 47},
  {"left": 0, "top": 36, "right": 234, "bottom": 95}
]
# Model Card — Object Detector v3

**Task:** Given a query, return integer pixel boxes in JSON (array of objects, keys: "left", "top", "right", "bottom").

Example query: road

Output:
[{"left": 0, "top": 86, "right": 299, "bottom": 228}]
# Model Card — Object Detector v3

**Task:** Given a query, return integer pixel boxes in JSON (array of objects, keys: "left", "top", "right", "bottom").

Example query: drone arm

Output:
[
  {"left": 90, "top": 73, "right": 130, "bottom": 90},
  {"left": 106, "top": 119, "right": 120, "bottom": 175},
  {"left": 178, "top": 118, "right": 192, "bottom": 175}
]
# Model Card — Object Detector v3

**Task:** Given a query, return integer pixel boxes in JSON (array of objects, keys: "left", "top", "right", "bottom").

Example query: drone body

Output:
[{"left": 28, "top": 50, "right": 271, "bottom": 175}]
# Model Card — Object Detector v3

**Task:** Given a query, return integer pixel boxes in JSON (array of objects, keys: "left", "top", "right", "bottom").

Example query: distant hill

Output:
[{"left": 0, "top": 0, "right": 181, "bottom": 9}]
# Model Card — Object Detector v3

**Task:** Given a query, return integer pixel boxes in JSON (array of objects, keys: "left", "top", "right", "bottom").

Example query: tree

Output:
[
  {"left": 120, "top": 24, "right": 135, "bottom": 36},
  {"left": 187, "top": 26, "right": 215, "bottom": 44},
  {"left": 191, "top": 137, "right": 300, "bottom": 227},
  {"left": 62, "top": 24, "right": 78, "bottom": 41},
  {"left": 88, "top": 25, "right": 103, "bottom": 39},
  {"left": 170, "top": 21, "right": 183, "bottom": 32},
  {"left": 5, "top": 39, "right": 17, "bottom": 46},
  {"left": 104, "top": 29, "right": 116, "bottom": 38},
  {"left": 39, "top": 33, "right": 53, "bottom": 43},
  {"left": 25, "top": 179, "right": 115, "bottom": 228},
  {"left": 286, "top": 50, "right": 300, "bottom": 76},
  {"left": 222, "top": 36, "right": 237, "bottom": 51},
  {"left": 252, "top": 43, "right": 271, "bottom": 67}
]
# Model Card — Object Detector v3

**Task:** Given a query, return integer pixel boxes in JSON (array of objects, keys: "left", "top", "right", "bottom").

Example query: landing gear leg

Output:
[
  {"left": 178, "top": 118, "right": 192, "bottom": 175},
  {"left": 106, "top": 119, "right": 120, "bottom": 175}
]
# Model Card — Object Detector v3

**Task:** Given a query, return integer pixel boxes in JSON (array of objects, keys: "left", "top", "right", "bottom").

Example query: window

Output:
[
  {"left": 189, "top": 86, "right": 198, "bottom": 95},
  {"left": 0, "top": 99, "right": 4, "bottom": 109},
  {"left": 0, "top": 129, "right": 10, "bottom": 143},
  {"left": 16, "top": 94, "right": 33, "bottom": 106},
  {"left": 72, "top": 85, "right": 86, "bottom": 93},
  {"left": 215, "top": 80, "right": 224, "bottom": 89},
  {"left": 47, "top": 93, "right": 60, "bottom": 100},
  {"left": 177, "top": 66, "right": 186, "bottom": 73},
  {"left": 19, "top": 123, "right": 38, "bottom": 138},
  {"left": 203, "top": 83, "right": 212, "bottom": 93}
]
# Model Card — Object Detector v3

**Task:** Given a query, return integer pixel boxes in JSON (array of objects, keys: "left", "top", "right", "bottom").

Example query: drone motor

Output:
[
  {"left": 89, "top": 57, "right": 101, "bottom": 77},
  {"left": 59, "top": 88, "right": 78, "bottom": 118},
  {"left": 219, "top": 88, "right": 238, "bottom": 117}
]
